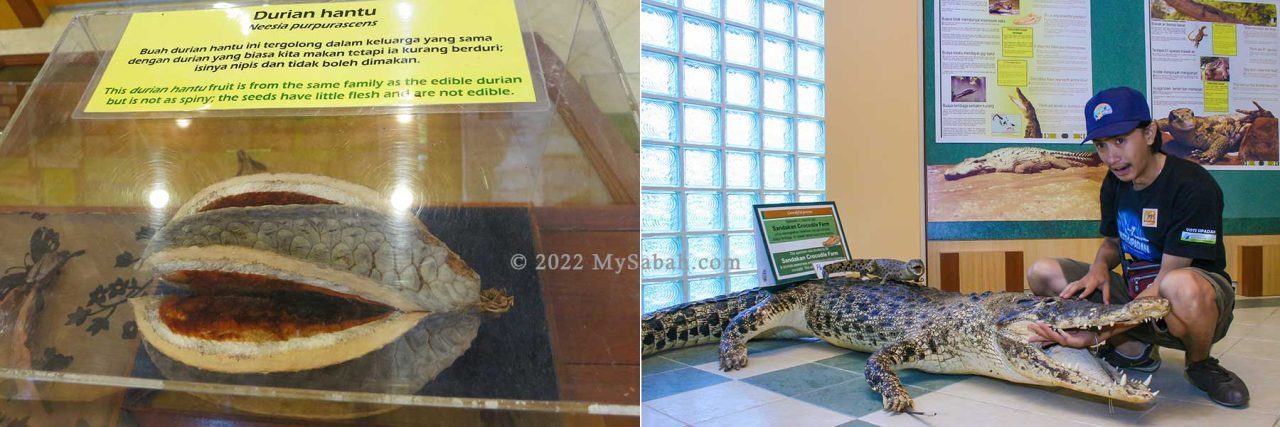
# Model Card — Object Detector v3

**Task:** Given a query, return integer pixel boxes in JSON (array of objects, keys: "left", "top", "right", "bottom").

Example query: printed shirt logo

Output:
[
  {"left": 1117, "top": 210, "right": 1155, "bottom": 261},
  {"left": 1181, "top": 228, "right": 1217, "bottom": 244},
  {"left": 1093, "top": 103, "right": 1113, "bottom": 120},
  {"left": 1141, "top": 208, "right": 1158, "bottom": 228}
]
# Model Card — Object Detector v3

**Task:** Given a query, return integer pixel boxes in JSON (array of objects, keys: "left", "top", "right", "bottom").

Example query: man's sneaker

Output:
[
  {"left": 1186, "top": 357, "right": 1250, "bottom": 407},
  {"left": 1098, "top": 342, "right": 1161, "bottom": 372}
]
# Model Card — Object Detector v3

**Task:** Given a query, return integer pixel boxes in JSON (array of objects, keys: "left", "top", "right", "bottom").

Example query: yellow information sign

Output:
[
  {"left": 1212, "top": 23, "right": 1236, "bottom": 56},
  {"left": 1001, "top": 27, "right": 1033, "bottom": 58},
  {"left": 1204, "top": 81, "right": 1229, "bottom": 112},
  {"left": 996, "top": 59, "right": 1028, "bottom": 87},
  {"left": 84, "top": 0, "right": 535, "bottom": 113}
]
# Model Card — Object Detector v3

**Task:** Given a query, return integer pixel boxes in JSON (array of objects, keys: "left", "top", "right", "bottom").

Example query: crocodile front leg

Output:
[
  {"left": 865, "top": 332, "right": 936, "bottom": 412},
  {"left": 718, "top": 292, "right": 805, "bottom": 371}
]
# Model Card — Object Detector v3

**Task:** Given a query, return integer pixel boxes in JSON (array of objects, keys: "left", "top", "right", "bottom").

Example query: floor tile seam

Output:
[
  {"left": 691, "top": 353, "right": 816, "bottom": 376},
  {"left": 928, "top": 383, "right": 1084, "bottom": 415},
  {"left": 1138, "top": 395, "right": 1280, "bottom": 419},
  {"left": 730, "top": 378, "right": 803, "bottom": 406},
  {"left": 1213, "top": 339, "right": 1242, "bottom": 355},
  {"left": 1235, "top": 298, "right": 1280, "bottom": 309},
  {"left": 773, "top": 347, "right": 859, "bottom": 363},
  {"left": 791, "top": 377, "right": 866, "bottom": 399},
  {"left": 1219, "top": 349, "right": 1280, "bottom": 362},
  {"left": 644, "top": 404, "right": 694, "bottom": 427},
  {"left": 679, "top": 393, "right": 810, "bottom": 426},
  {"left": 648, "top": 380, "right": 794, "bottom": 425},
  {"left": 641, "top": 368, "right": 735, "bottom": 402},
  {"left": 751, "top": 342, "right": 843, "bottom": 360},
  {"left": 991, "top": 410, "right": 1110, "bottom": 427},
  {"left": 813, "top": 358, "right": 868, "bottom": 375},
  {"left": 792, "top": 378, "right": 938, "bottom": 418},
  {"left": 1012, "top": 394, "right": 1158, "bottom": 424},
  {"left": 1236, "top": 335, "right": 1280, "bottom": 344},
  {"left": 686, "top": 363, "right": 736, "bottom": 380},
  {"left": 642, "top": 355, "right": 695, "bottom": 377}
]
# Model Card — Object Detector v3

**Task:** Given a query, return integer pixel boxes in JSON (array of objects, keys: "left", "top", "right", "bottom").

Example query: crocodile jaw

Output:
[
  {"left": 994, "top": 331, "right": 1155, "bottom": 403},
  {"left": 992, "top": 297, "right": 1171, "bottom": 403},
  {"left": 943, "top": 162, "right": 992, "bottom": 180}
]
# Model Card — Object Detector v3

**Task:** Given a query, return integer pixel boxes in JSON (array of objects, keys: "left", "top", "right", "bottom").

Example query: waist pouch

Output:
[{"left": 1123, "top": 259, "right": 1160, "bottom": 299}]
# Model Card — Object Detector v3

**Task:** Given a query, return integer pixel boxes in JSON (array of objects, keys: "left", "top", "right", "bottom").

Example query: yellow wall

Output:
[
  {"left": 0, "top": 3, "right": 22, "bottom": 29},
  {"left": 825, "top": 1, "right": 925, "bottom": 260}
]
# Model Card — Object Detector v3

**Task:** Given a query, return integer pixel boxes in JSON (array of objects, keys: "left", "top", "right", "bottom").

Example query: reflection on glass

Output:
[{"left": 148, "top": 189, "right": 170, "bottom": 208}]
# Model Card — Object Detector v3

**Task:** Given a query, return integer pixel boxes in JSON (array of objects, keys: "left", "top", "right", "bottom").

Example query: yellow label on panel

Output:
[
  {"left": 84, "top": 0, "right": 534, "bottom": 113},
  {"left": 1212, "top": 23, "right": 1236, "bottom": 56},
  {"left": 1204, "top": 81, "right": 1229, "bottom": 112},
  {"left": 1001, "top": 27, "right": 1034, "bottom": 58},
  {"left": 996, "top": 59, "right": 1028, "bottom": 87}
]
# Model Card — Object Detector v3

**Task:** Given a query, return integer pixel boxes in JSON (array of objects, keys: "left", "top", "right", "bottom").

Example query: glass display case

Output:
[{"left": 0, "top": 0, "right": 640, "bottom": 424}]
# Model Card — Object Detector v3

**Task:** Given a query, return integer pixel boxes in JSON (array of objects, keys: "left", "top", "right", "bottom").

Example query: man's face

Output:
[{"left": 1092, "top": 125, "right": 1153, "bottom": 182}]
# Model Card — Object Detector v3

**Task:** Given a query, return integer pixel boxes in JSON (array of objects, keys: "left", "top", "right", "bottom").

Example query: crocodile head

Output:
[
  {"left": 902, "top": 259, "right": 925, "bottom": 281},
  {"left": 943, "top": 151, "right": 1007, "bottom": 180},
  {"left": 989, "top": 294, "right": 1170, "bottom": 403}
]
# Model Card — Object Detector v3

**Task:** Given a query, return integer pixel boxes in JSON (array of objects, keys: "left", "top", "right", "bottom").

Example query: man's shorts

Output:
[{"left": 1054, "top": 258, "right": 1235, "bottom": 350}]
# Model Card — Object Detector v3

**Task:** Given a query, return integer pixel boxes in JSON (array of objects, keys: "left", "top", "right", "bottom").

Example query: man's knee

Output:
[
  {"left": 1026, "top": 257, "right": 1063, "bottom": 296},
  {"left": 1159, "top": 269, "right": 1217, "bottom": 305}
]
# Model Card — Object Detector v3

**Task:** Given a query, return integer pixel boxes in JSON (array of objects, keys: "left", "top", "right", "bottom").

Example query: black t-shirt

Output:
[{"left": 1099, "top": 155, "right": 1230, "bottom": 294}]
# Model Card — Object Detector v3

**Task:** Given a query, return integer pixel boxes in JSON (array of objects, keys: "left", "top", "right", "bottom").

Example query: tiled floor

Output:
[{"left": 642, "top": 297, "right": 1280, "bottom": 426}]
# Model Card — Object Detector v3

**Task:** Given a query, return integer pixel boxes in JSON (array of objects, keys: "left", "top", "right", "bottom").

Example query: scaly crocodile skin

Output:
[
  {"left": 643, "top": 278, "right": 1169, "bottom": 412},
  {"left": 823, "top": 258, "right": 924, "bottom": 284},
  {"left": 944, "top": 147, "right": 1101, "bottom": 181}
]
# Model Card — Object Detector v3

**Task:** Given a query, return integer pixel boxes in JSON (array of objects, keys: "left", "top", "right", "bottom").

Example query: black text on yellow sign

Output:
[{"left": 85, "top": 0, "right": 535, "bottom": 113}]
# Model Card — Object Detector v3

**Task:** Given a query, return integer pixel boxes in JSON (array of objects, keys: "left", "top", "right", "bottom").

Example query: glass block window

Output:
[{"left": 641, "top": 0, "right": 824, "bottom": 314}]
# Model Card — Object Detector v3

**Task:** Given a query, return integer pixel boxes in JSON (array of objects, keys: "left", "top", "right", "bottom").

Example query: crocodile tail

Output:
[
  {"left": 822, "top": 260, "right": 860, "bottom": 278},
  {"left": 641, "top": 288, "right": 772, "bottom": 356}
]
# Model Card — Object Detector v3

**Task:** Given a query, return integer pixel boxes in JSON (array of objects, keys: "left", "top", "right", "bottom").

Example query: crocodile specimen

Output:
[
  {"left": 641, "top": 278, "right": 1170, "bottom": 412},
  {"left": 943, "top": 147, "right": 1102, "bottom": 181},
  {"left": 823, "top": 258, "right": 924, "bottom": 285},
  {"left": 1010, "top": 87, "right": 1043, "bottom": 138}
]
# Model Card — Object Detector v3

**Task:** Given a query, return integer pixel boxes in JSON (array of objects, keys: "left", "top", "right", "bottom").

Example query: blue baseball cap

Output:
[{"left": 1083, "top": 86, "right": 1151, "bottom": 143}]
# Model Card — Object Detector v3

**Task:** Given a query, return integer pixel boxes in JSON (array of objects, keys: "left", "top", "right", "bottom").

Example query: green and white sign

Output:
[{"left": 754, "top": 202, "right": 849, "bottom": 284}]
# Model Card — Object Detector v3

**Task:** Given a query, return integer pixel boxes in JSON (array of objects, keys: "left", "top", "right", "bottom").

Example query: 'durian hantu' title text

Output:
[{"left": 254, "top": 7, "right": 377, "bottom": 20}]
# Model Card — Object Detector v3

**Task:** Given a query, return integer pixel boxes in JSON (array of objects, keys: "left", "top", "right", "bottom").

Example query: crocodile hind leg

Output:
[
  {"left": 718, "top": 292, "right": 807, "bottom": 371},
  {"left": 865, "top": 332, "right": 937, "bottom": 412}
]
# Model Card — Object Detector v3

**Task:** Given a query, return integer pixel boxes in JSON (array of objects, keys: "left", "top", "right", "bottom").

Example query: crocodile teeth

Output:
[
  {"left": 1143, "top": 374, "right": 1152, "bottom": 386},
  {"left": 1119, "top": 373, "right": 1127, "bottom": 385},
  {"left": 1153, "top": 390, "right": 1160, "bottom": 397}
]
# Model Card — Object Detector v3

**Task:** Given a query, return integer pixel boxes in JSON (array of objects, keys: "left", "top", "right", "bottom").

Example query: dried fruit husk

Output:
[
  {"left": 132, "top": 173, "right": 499, "bottom": 374},
  {"left": 144, "top": 311, "right": 481, "bottom": 419}
]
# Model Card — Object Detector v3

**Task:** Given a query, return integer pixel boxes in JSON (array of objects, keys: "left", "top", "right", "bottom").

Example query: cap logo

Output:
[{"left": 1093, "top": 103, "right": 1113, "bottom": 120}]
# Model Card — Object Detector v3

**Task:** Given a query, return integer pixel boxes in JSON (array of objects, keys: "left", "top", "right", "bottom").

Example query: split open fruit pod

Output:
[
  {"left": 144, "top": 311, "right": 482, "bottom": 419},
  {"left": 131, "top": 173, "right": 511, "bottom": 374}
]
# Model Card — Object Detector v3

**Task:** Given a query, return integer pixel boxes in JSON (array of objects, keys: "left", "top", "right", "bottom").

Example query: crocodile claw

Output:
[
  {"left": 881, "top": 391, "right": 915, "bottom": 413},
  {"left": 719, "top": 342, "right": 748, "bottom": 371}
]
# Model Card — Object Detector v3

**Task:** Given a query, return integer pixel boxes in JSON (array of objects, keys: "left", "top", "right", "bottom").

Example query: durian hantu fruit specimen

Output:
[{"left": 131, "top": 173, "right": 513, "bottom": 374}]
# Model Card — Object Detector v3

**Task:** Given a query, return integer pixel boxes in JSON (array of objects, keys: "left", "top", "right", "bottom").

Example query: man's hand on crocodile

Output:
[
  {"left": 1059, "top": 269, "right": 1112, "bottom": 305},
  {"left": 1027, "top": 322, "right": 1101, "bottom": 348}
]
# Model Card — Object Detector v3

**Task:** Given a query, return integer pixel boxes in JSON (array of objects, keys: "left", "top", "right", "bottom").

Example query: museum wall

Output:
[
  {"left": 824, "top": 0, "right": 1280, "bottom": 295},
  {"left": 825, "top": 0, "right": 926, "bottom": 262}
]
